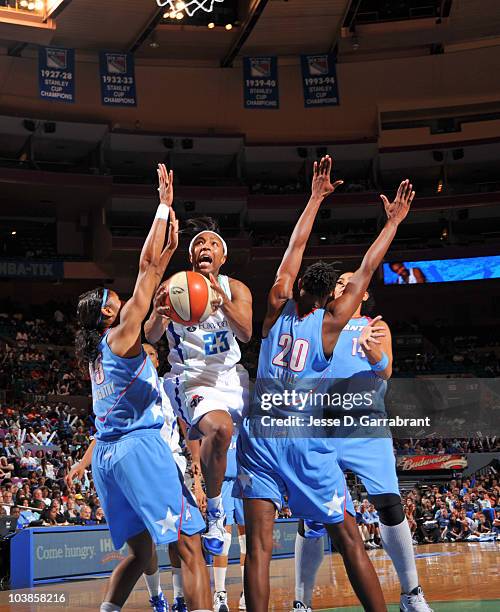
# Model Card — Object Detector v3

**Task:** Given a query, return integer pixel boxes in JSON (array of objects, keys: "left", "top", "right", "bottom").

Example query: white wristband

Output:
[{"left": 156, "top": 204, "right": 170, "bottom": 221}]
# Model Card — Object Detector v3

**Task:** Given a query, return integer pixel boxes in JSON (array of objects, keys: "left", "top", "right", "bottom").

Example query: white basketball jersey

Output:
[
  {"left": 159, "top": 377, "right": 181, "bottom": 452},
  {"left": 165, "top": 274, "right": 242, "bottom": 387},
  {"left": 397, "top": 268, "right": 418, "bottom": 284}
]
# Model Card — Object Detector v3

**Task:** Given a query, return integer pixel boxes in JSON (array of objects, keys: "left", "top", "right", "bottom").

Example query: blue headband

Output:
[{"left": 98, "top": 288, "right": 109, "bottom": 324}]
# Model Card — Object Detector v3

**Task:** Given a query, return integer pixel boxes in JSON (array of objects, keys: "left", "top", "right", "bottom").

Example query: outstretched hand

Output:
[
  {"left": 358, "top": 315, "right": 386, "bottom": 352},
  {"left": 380, "top": 179, "right": 415, "bottom": 225},
  {"left": 311, "top": 155, "right": 343, "bottom": 200},
  {"left": 157, "top": 163, "right": 174, "bottom": 207},
  {"left": 166, "top": 207, "right": 179, "bottom": 252}
]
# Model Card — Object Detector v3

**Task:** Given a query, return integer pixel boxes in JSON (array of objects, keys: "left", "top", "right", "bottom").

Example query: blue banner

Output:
[
  {"left": 11, "top": 521, "right": 317, "bottom": 587},
  {"left": 38, "top": 46, "right": 75, "bottom": 103},
  {"left": 0, "top": 259, "right": 63, "bottom": 279},
  {"left": 99, "top": 52, "right": 137, "bottom": 107},
  {"left": 243, "top": 56, "right": 279, "bottom": 109},
  {"left": 301, "top": 54, "right": 339, "bottom": 107}
]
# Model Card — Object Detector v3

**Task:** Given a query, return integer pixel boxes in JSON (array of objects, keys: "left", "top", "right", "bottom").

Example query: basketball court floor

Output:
[{"left": 0, "top": 542, "right": 498, "bottom": 611}]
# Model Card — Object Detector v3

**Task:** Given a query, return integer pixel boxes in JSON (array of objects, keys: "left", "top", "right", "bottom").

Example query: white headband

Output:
[{"left": 189, "top": 230, "right": 228, "bottom": 256}]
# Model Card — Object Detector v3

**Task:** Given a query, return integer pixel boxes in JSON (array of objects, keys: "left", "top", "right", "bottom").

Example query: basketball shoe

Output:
[
  {"left": 400, "top": 586, "right": 433, "bottom": 611},
  {"left": 171, "top": 596, "right": 187, "bottom": 612},
  {"left": 213, "top": 590, "right": 229, "bottom": 612},
  {"left": 149, "top": 592, "right": 168, "bottom": 612},
  {"left": 238, "top": 591, "right": 246, "bottom": 610},
  {"left": 202, "top": 507, "right": 226, "bottom": 555},
  {"left": 290, "top": 601, "right": 312, "bottom": 612}
]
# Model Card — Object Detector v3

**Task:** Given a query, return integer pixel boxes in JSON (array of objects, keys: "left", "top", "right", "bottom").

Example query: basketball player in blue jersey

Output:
[
  {"left": 189, "top": 427, "right": 247, "bottom": 612},
  {"left": 74, "top": 164, "right": 211, "bottom": 612},
  {"left": 145, "top": 217, "right": 252, "bottom": 557},
  {"left": 293, "top": 272, "right": 432, "bottom": 612},
  {"left": 144, "top": 343, "right": 190, "bottom": 612},
  {"left": 234, "top": 155, "right": 415, "bottom": 612}
]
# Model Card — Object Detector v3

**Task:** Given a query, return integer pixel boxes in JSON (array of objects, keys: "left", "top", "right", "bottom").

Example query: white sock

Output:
[
  {"left": 214, "top": 565, "right": 227, "bottom": 592},
  {"left": 172, "top": 566, "right": 184, "bottom": 598},
  {"left": 379, "top": 519, "right": 419, "bottom": 594},
  {"left": 207, "top": 495, "right": 222, "bottom": 514},
  {"left": 143, "top": 569, "right": 162, "bottom": 597},
  {"left": 294, "top": 532, "right": 324, "bottom": 606},
  {"left": 240, "top": 564, "right": 244, "bottom": 585},
  {"left": 100, "top": 603, "right": 121, "bottom": 612}
]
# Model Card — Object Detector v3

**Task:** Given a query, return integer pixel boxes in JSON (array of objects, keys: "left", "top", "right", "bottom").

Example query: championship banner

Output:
[
  {"left": 397, "top": 454, "right": 467, "bottom": 472},
  {"left": 0, "top": 259, "right": 63, "bottom": 279},
  {"left": 243, "top": 56, "right": 279, "bottom": 109},
  {"left": 301, "top": 54, "right": 339, "bottom": 107},
  {"left": 99, "top": 52, "right": 137, "bottom": 107},
  {"left": 38, "top": 46, "right": 75, "bottom": 103}
]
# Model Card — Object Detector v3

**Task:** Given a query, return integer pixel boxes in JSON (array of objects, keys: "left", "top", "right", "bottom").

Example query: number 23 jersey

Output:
[{"left": 166, "top": 274, "right": 242, "bottom": 387}]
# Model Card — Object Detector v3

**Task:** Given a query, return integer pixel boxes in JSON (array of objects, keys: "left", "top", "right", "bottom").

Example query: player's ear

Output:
[
  {"left": 297, "top": 277, "right": 302, "bottom": 290},
  {"left": 220, "top": 255, "right": 227, "bottom": 267},
  {"left": 362, "top": 291, "right": 369, "bottom": 302}
]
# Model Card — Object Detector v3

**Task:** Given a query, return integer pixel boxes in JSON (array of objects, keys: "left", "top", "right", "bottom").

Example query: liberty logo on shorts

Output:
[
  {"left": 187, "top": 326, "right": 196, "bottom": 332},
  {"left": 190, "top": 395, "right": 204, "bottom": 409}
]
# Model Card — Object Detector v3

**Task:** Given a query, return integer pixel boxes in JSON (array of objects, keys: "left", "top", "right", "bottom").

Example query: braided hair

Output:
[{"left": 75, "top": 287, "right": 107, "bottom": 372}]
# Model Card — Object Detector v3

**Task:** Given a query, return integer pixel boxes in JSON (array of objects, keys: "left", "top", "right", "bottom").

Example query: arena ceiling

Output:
[{"left": 1, "top": 0, "right": 500, "bottom": 65}]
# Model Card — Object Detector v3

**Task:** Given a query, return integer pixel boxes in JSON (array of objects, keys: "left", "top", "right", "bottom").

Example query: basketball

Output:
[{"left": 159, "top": 270, "right": 214, "bottom": 326}]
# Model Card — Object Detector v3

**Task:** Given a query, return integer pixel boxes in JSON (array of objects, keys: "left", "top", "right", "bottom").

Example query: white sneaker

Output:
[
  {"left": 202, "top": 509, "right": 226, "bottom": 556},
  {"left": 400, "top": 586, "right": 433, "bottom": 612},
  {"left": 290, "top": 601, "right": 312, "bottom": 612},
  {"left": 214, "top": 590, "right": 229, "bottom": 612},
  {"left": 238, "top": 591, "right": 246, "bottom": 610}
]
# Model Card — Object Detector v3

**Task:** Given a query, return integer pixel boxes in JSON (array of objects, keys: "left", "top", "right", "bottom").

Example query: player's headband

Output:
[
  {"left": 189, "top": 231, "right": 228, "bottom": 257},
  {"left": 98, "top": 288, "right": 109, "bottom": 323}
]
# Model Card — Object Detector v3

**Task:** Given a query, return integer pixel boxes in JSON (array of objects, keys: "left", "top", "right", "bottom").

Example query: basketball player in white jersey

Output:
[
  {"left": 145, "top": 218, "right": 252, "bottom": 556},
  {"left": 389, "top": 262, "right": 426, "bottom": 284}
]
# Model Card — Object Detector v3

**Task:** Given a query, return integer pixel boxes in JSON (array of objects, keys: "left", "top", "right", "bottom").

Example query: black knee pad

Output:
[
  {"left": 297, "top": 518, "right": 306, "bottom": 537},
  {"left": 368, "top": 493, "right": 404, "bottom": 526}
]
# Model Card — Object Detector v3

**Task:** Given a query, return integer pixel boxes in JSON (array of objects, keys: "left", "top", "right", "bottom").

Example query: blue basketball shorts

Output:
[
  {"left": 333, "top": 436, "right": 400, "bottom": 497},
  {"left": 233, "top": 419, "right": 354, "bottom": 524},
  {"left": 222, "top": 478, "right": 245, "bottom": 526},
  {"left": 92, "top": 429, "right": 205, "bottom": 550}
]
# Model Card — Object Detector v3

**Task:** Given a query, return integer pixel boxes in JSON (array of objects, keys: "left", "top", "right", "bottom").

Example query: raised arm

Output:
[
  {"left": 144, "top": 206, "right": 180, "bottom": 343},
  {"left": 325, "top": 179, "right": 414, "bottom": 339},
  {"left": 108, "top": 164, "right": 176, "bottom": 357},
  {"left": 262, "top": 156, "right": 343, "bottom": 336}
]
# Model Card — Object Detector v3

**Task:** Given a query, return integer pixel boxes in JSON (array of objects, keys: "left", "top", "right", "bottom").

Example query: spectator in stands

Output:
[
  {"left": 77, "top": 505, "right": 96, "bottom": 526},
  {"left": 0, "top": 457, "right": 14, "bottom": 480},
  {"left": 20, "top": 449, "right": 38, "bottom": 473},
  {"left": 2, "top": 490, "right": 13, "bottom": 515},
  {"left": 95, "top": 507, "right": 106, "bottom": 524}
]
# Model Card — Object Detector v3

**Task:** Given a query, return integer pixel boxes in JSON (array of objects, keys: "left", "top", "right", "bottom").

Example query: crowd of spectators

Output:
[
  {"left": 0, "top": 394, "right": 104, "bottom": 530},
  {"left": 0, "top": 305, "right": 87, "bottom": 397},
  {"left": 394, "top": 437, "right": 499, "bottom": 455},
  {"left": 401, "top": 472, "right": 500, "bottom": 544}
]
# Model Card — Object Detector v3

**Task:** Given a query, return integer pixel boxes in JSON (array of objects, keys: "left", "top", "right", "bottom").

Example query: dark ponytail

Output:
[{"left": 75, "top": 288, "right": 106, "bottom": 372}]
